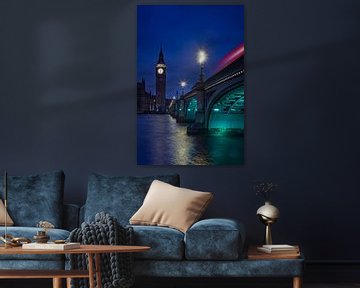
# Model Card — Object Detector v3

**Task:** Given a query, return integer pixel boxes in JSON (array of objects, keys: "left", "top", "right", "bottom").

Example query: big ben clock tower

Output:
[{"left": 155, "top": 48, "right": 166, "bottom": 112}]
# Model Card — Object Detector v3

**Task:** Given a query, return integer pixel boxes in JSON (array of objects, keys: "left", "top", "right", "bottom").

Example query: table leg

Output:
[
  {"left": 66, "top": 277, "right": 72, "bottom": 288},
  {"left": 88, "top": 253, "right": 95, "bottom": 288},
  {"left": 95, "top": 253, "right": 102, "bottom": 288},
  {"left": 293, "top": 276, "right": 302, "bottom": 288},
  {"left": 52, "top": 278, "right": 62, "bottom": 288}
]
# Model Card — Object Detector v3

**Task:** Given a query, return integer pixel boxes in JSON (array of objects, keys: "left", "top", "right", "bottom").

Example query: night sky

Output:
[{"left": 137, "top": 5, "right": 244, "bottom": 98}]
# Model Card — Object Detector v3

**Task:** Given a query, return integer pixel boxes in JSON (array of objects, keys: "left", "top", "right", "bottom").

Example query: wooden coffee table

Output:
[{"left": 0, "top": 244, "right": 150, "bottom": 288}]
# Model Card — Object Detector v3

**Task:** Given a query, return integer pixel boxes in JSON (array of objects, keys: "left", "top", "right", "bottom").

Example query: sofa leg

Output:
[
  {"left": 53, "top": 278, "right": 62, "bottom": 288},
  {"left": 293, "top": 276, "right": 302, "bottom": 288}
]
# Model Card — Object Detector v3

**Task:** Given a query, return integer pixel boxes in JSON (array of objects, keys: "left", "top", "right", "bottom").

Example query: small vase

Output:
[{"left": 256, "top": 201, "right": 280, "bottom": 245}]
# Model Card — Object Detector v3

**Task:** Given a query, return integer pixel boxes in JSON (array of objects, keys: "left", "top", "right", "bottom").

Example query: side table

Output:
[{"left": 247, "top": 245, "right": 304, "bottom": 288}]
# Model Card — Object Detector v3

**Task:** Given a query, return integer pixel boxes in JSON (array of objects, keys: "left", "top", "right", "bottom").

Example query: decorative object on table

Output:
[
  {"left": 34, "top": 220, "right": 55, "bottom": 243},
  {"left": 33, "top": 230, "right": 50, "bottom": 243},
  {"left": 54, "top": 239, "right": 66, "bottom": 244},
  {"left": 254, "top": 180, "right": 280, "bottom": 245},
  {"left": 0, "top": 234, "right": 31, "bottom": 247}
]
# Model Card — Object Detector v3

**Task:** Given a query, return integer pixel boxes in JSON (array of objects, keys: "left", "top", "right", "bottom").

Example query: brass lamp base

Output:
[{"left": 265, "top": 223, "right": 272, "bottom": 245}]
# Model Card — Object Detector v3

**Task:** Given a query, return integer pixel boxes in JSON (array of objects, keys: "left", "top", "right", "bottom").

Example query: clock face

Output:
[{"left": 157, "top": 68, "right": 164, "bottom": 75}]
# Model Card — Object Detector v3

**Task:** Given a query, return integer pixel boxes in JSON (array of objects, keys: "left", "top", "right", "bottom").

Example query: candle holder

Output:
[
  {"left": 34, "top": 220, "right": 54, "bottom": 243},
  {"left": 33, "top": 230, "right": 50, "bottom": 243}
]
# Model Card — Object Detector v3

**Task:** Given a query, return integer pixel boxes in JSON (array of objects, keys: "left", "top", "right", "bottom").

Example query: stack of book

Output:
[
  {"left": 257, "top": 244, "right": 299, "bottom": 254},
  {"left": 248, "top": 244, "right": 300, "bottom": 259}
]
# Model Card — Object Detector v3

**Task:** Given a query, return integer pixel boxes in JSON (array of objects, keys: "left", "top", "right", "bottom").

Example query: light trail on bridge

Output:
[{"left": 217, "top": 43, "right": 244, "bottom": 72}]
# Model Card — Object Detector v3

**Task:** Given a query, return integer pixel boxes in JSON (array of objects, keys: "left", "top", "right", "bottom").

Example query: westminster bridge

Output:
[{"left": 169, "top": 54, "right": 244, "bottom": 135}]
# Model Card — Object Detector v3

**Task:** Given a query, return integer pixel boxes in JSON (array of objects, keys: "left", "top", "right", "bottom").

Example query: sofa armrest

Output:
[
  {"left": 184, "top": 218, "right": 245, "bottom": 260},
  {"left": 63, "top": 204, "right": 80, "bottom": 231}
]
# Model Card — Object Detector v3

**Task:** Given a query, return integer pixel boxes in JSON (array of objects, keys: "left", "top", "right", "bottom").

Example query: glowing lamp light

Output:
[
  {"left": 197, "top": 50, "right": 207, "bottom": 65},
  {"left": 180, "top": 81, "right": 187, "bottom": 88}
]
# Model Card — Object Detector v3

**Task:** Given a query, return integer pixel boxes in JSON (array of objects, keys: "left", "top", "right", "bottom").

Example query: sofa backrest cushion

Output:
[
  {"left": 0, "top": 170, "right": 65, "bottom": 227},
  {"left": 84, "top": 173, "right": 180, "bottom": 226}
]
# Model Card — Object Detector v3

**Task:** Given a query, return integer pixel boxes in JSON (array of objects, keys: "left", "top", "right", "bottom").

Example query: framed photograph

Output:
[{"left": 137, "top": 5, "right": 244, "bottom": 165}]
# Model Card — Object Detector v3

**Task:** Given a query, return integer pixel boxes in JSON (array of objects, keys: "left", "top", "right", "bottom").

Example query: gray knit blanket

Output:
[{"left": 68, "top": 212, "right": 134, "bottom": 288}]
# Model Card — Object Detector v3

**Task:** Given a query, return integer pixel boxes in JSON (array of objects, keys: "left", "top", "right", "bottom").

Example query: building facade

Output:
[{"left": 137, "top": 79, "right": 153, "bottom": 113}]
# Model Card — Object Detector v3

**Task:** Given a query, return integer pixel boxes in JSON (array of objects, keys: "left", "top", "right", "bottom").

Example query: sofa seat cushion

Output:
[
  {"left": 130, "top": 225, "right": 184, "bottom": 260},
  {"left": 184, "top": 218, "right": 245, "bottom": 260},
  {"left": 0, "top": 170, "right": 65, "bottom": 227},
  {"left": 84, "top": 174, "right": 180, "bottom": 226},
  {"left": 133, "top": 258, "right": 304, "bottom": 277},
  {"left": 0, "top": 227, "right": 70, "bottom": 261}
]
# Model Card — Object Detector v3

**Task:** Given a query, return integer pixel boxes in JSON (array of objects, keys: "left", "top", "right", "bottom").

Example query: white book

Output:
[
  {"left": 22, "top": 242, "right": 80, "bottom": 250},
  {"left": 257, "top": 244, "right": 298, "bottom": 254},
  {"left": 262, "top": 244, "right": 297, "bottom": 251}
]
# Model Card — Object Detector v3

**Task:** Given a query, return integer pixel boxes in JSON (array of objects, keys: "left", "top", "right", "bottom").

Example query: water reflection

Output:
[{"left": 137, "top": 114, "right": 244, "bottom": 165}]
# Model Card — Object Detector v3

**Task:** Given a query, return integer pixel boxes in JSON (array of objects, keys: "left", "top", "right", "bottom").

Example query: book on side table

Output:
[
  {"left": 257, "top": 244, "right": 299, "bottom": 254},
  {"left": 248, "top": 245, "right": 300, "bottom": 259},
  {"left": 22, "top": 242, "right": 80, "bottom": 250}
]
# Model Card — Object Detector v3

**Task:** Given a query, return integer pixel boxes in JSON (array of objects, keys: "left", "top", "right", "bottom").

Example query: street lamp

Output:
[
  {"left": 180, "top": 81, "right": 187, "bottom": 96},
  {"left": 197, "top": 50, "right": 207, "bottom": 82}
]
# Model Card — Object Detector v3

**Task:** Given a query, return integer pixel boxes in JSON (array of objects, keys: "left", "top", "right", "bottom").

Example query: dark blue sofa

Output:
[
  {"left": 0, "top": 171, "right": 303, "bottom": 287},
  {"left": 80, "top": 173, "right": 304, "bottom": 283}
]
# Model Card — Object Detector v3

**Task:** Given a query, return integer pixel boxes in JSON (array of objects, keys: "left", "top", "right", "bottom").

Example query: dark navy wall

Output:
[{"left": 1, "top": 0, "right": 359, "bottom": 262}]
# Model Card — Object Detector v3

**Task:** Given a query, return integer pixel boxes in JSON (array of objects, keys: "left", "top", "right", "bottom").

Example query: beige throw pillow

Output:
[
  {"left": 130, "top": 180, "right": 213, "bottom": 233},
  {"left": 0, "top": 199, "right": 14, "bottom": 226}
]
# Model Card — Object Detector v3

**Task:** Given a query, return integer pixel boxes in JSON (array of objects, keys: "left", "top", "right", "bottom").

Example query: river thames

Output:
[{"left": 137, "top": 114, "right": 244, "bottom": 165}]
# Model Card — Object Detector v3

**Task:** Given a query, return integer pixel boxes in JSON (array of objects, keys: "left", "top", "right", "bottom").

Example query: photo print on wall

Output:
[{"left": 137, "top": 5, "right": 244, "bottom": 165}]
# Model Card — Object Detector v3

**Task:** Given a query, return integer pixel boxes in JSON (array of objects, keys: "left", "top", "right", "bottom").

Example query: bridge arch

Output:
[{"left": 206, "top": 85, "right": 244, "bottom": 134}]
